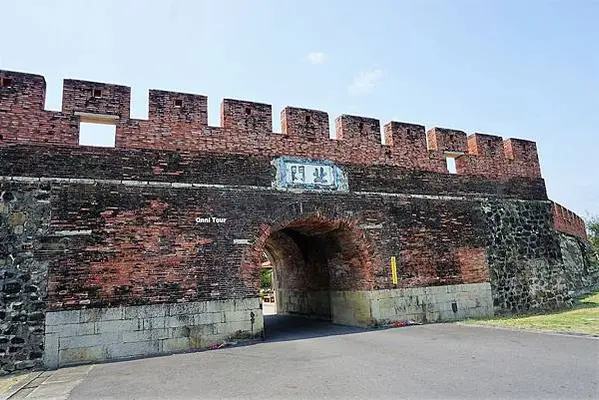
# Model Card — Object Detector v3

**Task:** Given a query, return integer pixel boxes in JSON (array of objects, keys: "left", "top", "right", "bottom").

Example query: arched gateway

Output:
[
  {"left": 0, "top": 69, "right": 594, "bottom": 373},
  {"left": 242, "top": 205, "right": 377, "bottom": 327}
]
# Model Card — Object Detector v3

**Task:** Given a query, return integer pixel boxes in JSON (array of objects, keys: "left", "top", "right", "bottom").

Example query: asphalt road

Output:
[{"left": 32, "top": 316, "right": 599, "bottom": 399}]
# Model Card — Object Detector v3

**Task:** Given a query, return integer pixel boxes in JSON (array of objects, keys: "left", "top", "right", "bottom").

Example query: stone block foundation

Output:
[
  {"left": 271, "top": 283, "right": 493, "bottom": 328},
  {"left": 324, "top": 283, "right": 493, "bottom": 327},
  {"left": 44, "top": 298, "right": 263, "bottom": 369},
  {"left": 276, "top": 290, "right": 332, "bottom": 320},
  {"left": 369, "top": 282, "right": 494, "bottom": 325},
  {"left": 42, "top": 284, "right": 491, "bottom": 369}
]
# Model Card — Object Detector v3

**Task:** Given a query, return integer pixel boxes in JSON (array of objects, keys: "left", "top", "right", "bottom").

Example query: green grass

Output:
[{"left": 463, "top": 291, "right": 599, "bottom": 336}]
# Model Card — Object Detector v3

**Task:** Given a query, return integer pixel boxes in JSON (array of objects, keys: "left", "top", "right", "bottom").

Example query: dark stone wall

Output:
[
  {"left": 481, "top": 199, "right": 593, "bottom": 314},
  {"left": 558, "top": 233, "right": 599, "bottom": 297},
  {"left": 0, "top": 186, "right": 50, "bottom": 374}
]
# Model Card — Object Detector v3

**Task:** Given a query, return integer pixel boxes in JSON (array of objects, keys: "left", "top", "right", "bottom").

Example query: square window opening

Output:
[
  {"left": 1, "top": 78, "right": 13, "bottom": 88},
  {"left": 305, "top": 115, "right": 311, "bottom": 123},
  {"left": 245, "top": 107, "right": 252, "bottom": 115},
  {"left": 358, "top": 122, "right": 364, "bottom": 130},
  {"left": 445, "top": 156, "right": 457, "bottom": 174},
  {"left": 79, "top": 122, "right": 116, "bottom": 147},
  {"left": 174, "top": 99, "right": 183, "bottom": 108},
  {"left": 93, "top": 89, "right": 102, "bottom": 98}
]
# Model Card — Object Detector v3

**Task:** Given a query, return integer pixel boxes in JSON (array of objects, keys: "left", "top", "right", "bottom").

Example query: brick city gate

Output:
[{"left": 0, "top": 69, "right": 594, "bottom": 372}]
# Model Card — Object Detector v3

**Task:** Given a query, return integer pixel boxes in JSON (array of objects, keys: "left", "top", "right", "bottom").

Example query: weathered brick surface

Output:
[
  {"left": 552, "top": 201, "right": 587, "bottom": 241},
  {"left": 388, "top": 199, "right": 487, "bottom": 287},
  {"left": 61, "top": 79, "right": 131, "bottom": 119},
  {"left": 0, "top": 145, "right": 548, "bottom": 200},
  {"left": 426, "top": 127, "right": 468, "bottom": 153},
  {"left": 0, "top": 176, "right": 493, "bottom": 311},
  {"left": 0, "top": 72, "right": 79, "bottom": 146},
  {"left": 148, "top": 90, "right": 208, "bottom": 125},
  {"left": 281, "top": 107, "right": 329, "bottom": 140},
  {"left": 456, "top": 135, "right": 542, "bottom": 180},
  {"left": 1, "top": 69, "right": 543, "bottom": 179}
]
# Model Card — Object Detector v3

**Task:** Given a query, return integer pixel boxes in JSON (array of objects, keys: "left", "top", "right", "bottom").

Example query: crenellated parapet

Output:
[
  {"left": 552, "top": 202, "right": 588, "bottom": 241},
  {"left": 0, "top": 69, "right": 542, "bottom": 180}
]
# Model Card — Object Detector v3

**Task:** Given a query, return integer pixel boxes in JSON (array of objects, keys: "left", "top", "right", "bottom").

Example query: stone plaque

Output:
[{"left": 272, "top": 157, "right": 348, "bottom": 191}]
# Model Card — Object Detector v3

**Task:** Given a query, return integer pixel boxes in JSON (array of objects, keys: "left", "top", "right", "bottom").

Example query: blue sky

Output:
[{"left": 1, "top": 0, "right": 597, "bottom": 217}]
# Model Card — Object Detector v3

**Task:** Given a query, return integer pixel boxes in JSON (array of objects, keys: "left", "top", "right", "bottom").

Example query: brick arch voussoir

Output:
[
  {"left": 269, "top": 201, "right": 347, "bottom": 231},
  {"left": 239, "top": 201, "right": 377, "bottom": 293}
]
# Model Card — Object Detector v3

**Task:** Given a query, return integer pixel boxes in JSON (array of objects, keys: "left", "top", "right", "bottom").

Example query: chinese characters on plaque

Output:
[
  {"left": 286, "top": 163, "right": 334, "bottom": 187},
  {"left": 273, "top": 157, "right": 348, "bottom": 191}
]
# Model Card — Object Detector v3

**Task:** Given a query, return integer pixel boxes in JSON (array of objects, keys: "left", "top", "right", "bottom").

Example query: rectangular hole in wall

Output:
[
  {"left": 445, "top": 156, "right": 457, "bottom": 174},
  {"left": 79, "top": 122, "right": 116, "bottom": 147}
]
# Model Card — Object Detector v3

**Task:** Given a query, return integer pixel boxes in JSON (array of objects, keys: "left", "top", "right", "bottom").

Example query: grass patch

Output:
[{"left": 463, "top": 290, "right": 599, "bottom": 336}]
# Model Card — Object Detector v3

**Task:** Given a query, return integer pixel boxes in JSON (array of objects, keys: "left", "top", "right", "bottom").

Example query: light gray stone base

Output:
[
  {"left": 274, "top": 283, "right": 493, "bottom": 327},
  {"left": 325, "top": 282, "right": 493, "bottom": 327},
  {"left": 42, "top": 284, "right": 491, "bottom": 368},
  {"left": 43, "top": 298, "right": 263, "bottom": 369},
  {"left": 369, "top": 282, "right": 494, "bottom": 326},
  {"left": 276, "top": 290, "right": 331, "bottom": 320},
  {"left": 330, "top": 290, "right": 373, "bottom": 326}
]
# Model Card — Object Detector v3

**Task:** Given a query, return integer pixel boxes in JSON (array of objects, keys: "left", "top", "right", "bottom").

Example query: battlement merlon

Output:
[
  {"left": 427, "top": 127, "right": 468, "bottom": 154},
  {"left": 62, "top": 79, "right": 131, "bottom": 121},
  {"left": 0, "top": 68, "right": 544, "bottom": 180},
  {"left": 0, "top": 70, "right": 46, "bottom": 111},
  {"left": 281, "top": 107, "right": 329, "bottom": 139},
  {"left": 467, "top": 133, "right": 505, "bottom": 157},
  {"left": 149, "top": 90, "right": 207, "bottom": 125},
  {"left": 335, "top": 115, "right": 381, "bottom": 146},
  {"left": 220, "top": 99, "right": 272, "bottom": 134}
]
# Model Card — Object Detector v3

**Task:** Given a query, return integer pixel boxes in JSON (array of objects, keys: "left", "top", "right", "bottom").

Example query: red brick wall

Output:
[
  {"left": 62, "top": 79, "right": 131, "bottom": 119},
  {"left": 0, "top": 71, "right": 79, "bottom": 146},
  {"left": 552, "top": 202, "right": 588, "bottom": 241},
  {"left": 0, "top": 69, "right": 541, "bottom": 180},
  {"left": 281, "top": 107, "right": 329, "bottom": 139},
  {"left": 1, "top": 142, "right": 556, "bottom": 312}
]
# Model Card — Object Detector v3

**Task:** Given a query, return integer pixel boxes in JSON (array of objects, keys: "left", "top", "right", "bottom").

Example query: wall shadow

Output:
[{"left": 262, "top": 314, "right": 374, "bottom": 343}]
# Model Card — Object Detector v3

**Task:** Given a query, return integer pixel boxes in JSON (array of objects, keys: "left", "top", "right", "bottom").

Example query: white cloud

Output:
[
  {"left": 307, "top": 52, "right": 327, "bottom": 64},
  {"left": 348, "top": 68, "right": 383, "bottom": 95}
]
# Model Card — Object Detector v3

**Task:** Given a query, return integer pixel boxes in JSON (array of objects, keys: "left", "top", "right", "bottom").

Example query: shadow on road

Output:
[{"left": 263, "top": 314, "right": 372, "bottom": 343}]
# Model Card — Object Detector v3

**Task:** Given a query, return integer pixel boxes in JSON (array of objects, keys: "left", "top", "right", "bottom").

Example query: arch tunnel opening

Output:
[{"left": 253, "top": 216, "right": 375, "bottom": 338}]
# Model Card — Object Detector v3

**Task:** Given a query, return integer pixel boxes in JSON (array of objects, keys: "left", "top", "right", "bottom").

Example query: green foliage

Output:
[
  {"left": 260, "top": 268, "right": 273, "bottom": 289},
  {"left": 587, "top": 215, "right": 599, "bottom": 260}
]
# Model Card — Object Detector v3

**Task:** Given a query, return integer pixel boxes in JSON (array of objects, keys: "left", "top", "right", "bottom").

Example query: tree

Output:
[
  {"left": 260, "top": 268, "right": 273, "bottom": 289},
  {"left": 586, "top": 215, "right": 599, "bottom": 262}
]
